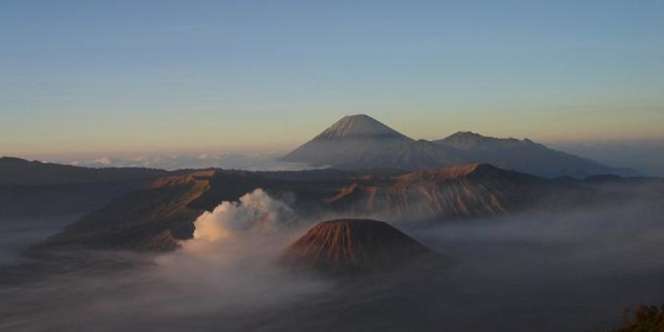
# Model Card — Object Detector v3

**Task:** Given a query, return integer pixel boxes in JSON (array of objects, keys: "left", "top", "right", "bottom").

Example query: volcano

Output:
[
  {"left": 282, "top": 114, "right": 465, "bottom": 170},
  {"left": 283, "top": 115, "right": 633, "bottom": 177},
  {"left": 304, "top": 113, "right": 410, "bottom": 140},
  {"left": 281, "top": 219, "right": 434, "bottom": 274}
]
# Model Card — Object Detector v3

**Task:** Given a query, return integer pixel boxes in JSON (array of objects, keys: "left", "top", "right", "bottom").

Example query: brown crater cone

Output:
[{"left": 281, "top": 219, "right": 433, "bottom": 274}]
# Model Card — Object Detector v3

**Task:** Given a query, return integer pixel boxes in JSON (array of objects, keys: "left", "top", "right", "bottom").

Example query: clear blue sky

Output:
[{"left": 1, "top": 0, "right": 663, "bottom": 157}]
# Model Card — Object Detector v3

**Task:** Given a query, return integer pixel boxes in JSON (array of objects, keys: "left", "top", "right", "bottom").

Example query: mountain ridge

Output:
[
  {"left": 433, "top": 131, "right": 632, "bottom": 177},
  {"left": 0, "top": 157, "right": 170, "bottom": 218},
  {"left": 0, "top": 156, "right": 167, "bottom": 186},
  {"left": 283, "top": 115, "right": 633, "bottom": 177}
]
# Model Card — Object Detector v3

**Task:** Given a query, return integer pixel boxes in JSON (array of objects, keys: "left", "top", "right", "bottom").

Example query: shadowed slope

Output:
[{"left": 36, "top": 171, "right": 213, "bottom": 251}]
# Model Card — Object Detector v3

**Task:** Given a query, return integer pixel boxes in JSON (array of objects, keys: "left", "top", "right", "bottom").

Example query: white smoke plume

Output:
[{"left": 191, "top": 189, "right": 297, "bottom": 243}]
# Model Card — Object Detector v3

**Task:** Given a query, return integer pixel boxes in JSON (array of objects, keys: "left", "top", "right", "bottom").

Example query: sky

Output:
[{"left": 1, "top": 0, "right": 663, "bottom": 158}]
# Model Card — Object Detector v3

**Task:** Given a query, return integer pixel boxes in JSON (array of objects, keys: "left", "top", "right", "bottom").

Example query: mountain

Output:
[
  {"left": 0, "top": 157, "right": 168, "bottom": 218},
  {"left": 34, "top": 163, "right": 650, "bottom": 252},
  {"left": 306, "top": 113, "right": 410, "bottom": 141},
  {"left": 434, "top": 132, "right": 635, "bottom": 177},
  {"left": 280, "top": 219, "right": 434, "bottom": 274},
  {"left": 283, "top": 116, "right": 634, "bottom": 177},
  {"left": 282, "top": 114, "right": 466, "bottom": 170},
  {"left": 325, "top": 163, "right": 597, "bottom": 221}
]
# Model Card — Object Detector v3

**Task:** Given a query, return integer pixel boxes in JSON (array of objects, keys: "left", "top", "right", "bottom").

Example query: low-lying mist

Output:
[
  {"left": 1, "top": 189, "right": 663, "bottom": 332},
  {"left": 1, "top": 190, "right": 330, "bottom": 331},
  {"left": 62, "top": 153, "right": 321, "bottom": 171},
  {"left": 0, "top": 215, "right": 82, "bottom": 266}
]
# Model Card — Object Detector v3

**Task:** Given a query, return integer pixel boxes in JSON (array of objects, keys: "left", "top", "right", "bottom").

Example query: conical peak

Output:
[
  {"left": 281, "top": 218, "right": 433, "bottom": 274},
  {"left": 316, "top": 114, "right": 411, "bottom": 140}
]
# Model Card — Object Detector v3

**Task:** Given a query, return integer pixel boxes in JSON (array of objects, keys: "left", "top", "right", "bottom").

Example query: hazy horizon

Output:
[{"left": 5, "top": 116, "right": 664, "bottom": 176}]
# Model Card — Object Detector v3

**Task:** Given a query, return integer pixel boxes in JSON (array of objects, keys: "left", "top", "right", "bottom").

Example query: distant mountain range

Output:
[{"left": 283, "top": 114, "right": 636, "bottom": 178}]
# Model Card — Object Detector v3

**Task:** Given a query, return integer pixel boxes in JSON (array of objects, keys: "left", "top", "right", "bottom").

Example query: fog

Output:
[
  {"left": 0, "top": 215, "right": 81, "bottom": 266},
  {"left": 552, "top": 139, "right": 664, "bottom": 177},
  {"left": 0, "top": 190, "right": 330, "bottom": 331},
  {"left": 1, "top": 192, "right": 663, "bottom": 331},
  {"left": 62, "top": 153, "right": 320, "bottom": 171}
]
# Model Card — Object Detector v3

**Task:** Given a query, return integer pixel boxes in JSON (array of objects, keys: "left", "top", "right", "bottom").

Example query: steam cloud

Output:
[
  {"left": 145, "top": 189, "right": 328, "bottom": 318},
  {"left": 191, "top": 189, "right": 296, "bottom": 243}
]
